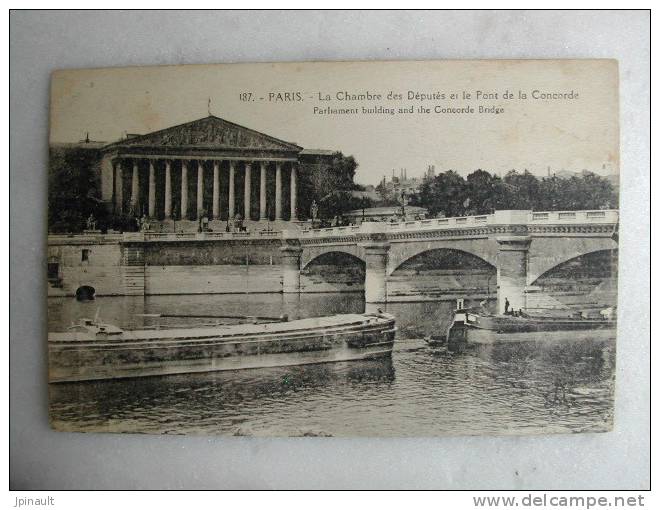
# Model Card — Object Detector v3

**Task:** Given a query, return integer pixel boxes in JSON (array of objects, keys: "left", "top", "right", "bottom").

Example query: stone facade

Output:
[{"left": 101, "top": 116, "right": 336, "bottom": 228}]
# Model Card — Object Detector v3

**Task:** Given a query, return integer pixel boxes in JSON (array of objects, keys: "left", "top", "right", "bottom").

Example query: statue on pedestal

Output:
[
  {"left": 234, "top": 213, "right": 244, "bottom": 232},
  {"left": 86, "top": 214, "right": 96, "bottom": 231},
  {"left": 139, "top": 214, "right": 150, "bottom": 232},
  {"left": 310, "top": 200, "right": 319, "bottom": 221}
]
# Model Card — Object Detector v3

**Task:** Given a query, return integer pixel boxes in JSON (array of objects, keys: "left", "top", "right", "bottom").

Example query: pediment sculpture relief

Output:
[{"left": 126, "top": 118, "right": 289, "bottom": 149}]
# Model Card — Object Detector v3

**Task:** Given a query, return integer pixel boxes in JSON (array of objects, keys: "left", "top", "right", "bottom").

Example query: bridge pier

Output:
[
  {"left": 280, "top": 245, "right": 303, "bottom": 293},
  {"left": 496, "top": 235, "right": 531, "bottom": 314},
  {"left": 361, "top": 242, "right": 390, "bottom": 303}
]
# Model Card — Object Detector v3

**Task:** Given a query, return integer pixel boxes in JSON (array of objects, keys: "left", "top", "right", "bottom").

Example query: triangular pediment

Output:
[{"left": 106, "top": 116, "right": 302, "bottom": 151}]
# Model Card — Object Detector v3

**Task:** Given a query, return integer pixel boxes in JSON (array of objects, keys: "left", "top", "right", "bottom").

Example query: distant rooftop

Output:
[
  {"left": 50, "top": 140, "right": 106, "bottom": 149},
  {"left": 300, "top": 149, "right": 336, "bottom": 156}
]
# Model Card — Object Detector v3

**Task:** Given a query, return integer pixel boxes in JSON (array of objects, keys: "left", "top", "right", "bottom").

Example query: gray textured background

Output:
[{"left": 10, "top": 10, "right": 650, "bottom": 489}]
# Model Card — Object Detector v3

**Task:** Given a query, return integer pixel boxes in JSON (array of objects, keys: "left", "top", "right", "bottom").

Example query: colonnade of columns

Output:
[{"left": 113, "top": 158, "right": 298, "bottom": 222}]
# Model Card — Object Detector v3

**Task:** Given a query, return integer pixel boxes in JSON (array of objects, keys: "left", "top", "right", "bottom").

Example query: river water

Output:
[{"left": 48, "top": 293, "right": 615, "bottom": 436}]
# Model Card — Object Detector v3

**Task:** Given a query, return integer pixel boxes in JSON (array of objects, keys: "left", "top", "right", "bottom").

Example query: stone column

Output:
[
  {"left": 275, "top": 162, "right": 282, "bottom": 220},
  {"left": 259, "top": 162, "right": 267, "bottom": 220},
  {"left": 280, "top": 245, "right": 303, "bottom": 293},
  {"left": 496, "top": 235, "right": 531, "bottom": 314},
  {"left": 212, "top": 161, "right": 220, "bottom": 219},
  {"left": 148, "top": 160, "right": 156, "bottom": 218},
  {"left": 115, "top": 161, "right": 123, "bottom": 214},
  {"left": 290, "top": 163, "right": 298, "bottom": 221},
  {"left": 228, "top": 161, "right": 235, "bottom": 220},
  {"left": 244, "top": 162, "right": 252, "bottom": 220},
  {"left": 164, "top": 160, "right": 172, "bottom": 219},
  {"left": 130, "top": 160, "right": 140, "bottom": 212},
  {"left": 362, "top": 242, "right": 391, "bottom": 303},
  {"left": 196, "top": 160, "right": 204, "bottom": 219},
  {"left": 181, "top": 160, "right": 189, "bottom": 219},
  {"left": 100, "top": 155, "right": 115, "bottom": 206}
]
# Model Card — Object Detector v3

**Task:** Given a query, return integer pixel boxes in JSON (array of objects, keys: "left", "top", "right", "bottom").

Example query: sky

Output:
[{"left": 50, "top": 60, "right": 619, "bottom": 185}]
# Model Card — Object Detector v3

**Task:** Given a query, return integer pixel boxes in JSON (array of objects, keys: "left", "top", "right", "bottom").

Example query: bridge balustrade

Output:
[
  {"left": 527, "top": 209, "right": 618, "bottom": 224},
  {"left": 47, "top": 209, "right": 618, "bottom": 244},
  {"left": 127, "top": 231, "right": 284, "bottom": 242},
  {"left": 299, "top": 209, "right": 619, "bottom": 238}
]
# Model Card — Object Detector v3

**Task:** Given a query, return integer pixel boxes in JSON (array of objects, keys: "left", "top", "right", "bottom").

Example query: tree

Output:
[
  {"left": 314, "top": 152, "right": 358, "bottom": 198},
  {"left": 566, "top": 172, "right": 617, "bottom": 210},
  {"left": 466, "top": 169, "right": 500, "bottom": 214},
  {"left": 502, "top": 170, "right": 541, "bottom": 209},
  {"left": 537, "top": 172, "right": 617, "bottom": 211},
  {"left": 316, "top": 191, "right": 373, "bottom": 222},
  {"left": 537, "top": 174, "right": 564, "bottom": 210},
  {"left": 297, "top": 152, "right": 360, "bottom": 219},
  {"left": 48, "top": 146, "right": 111, "bottom": 233},
  {"left": 418, "top": 170, "right": 468, "bottom": 217}
]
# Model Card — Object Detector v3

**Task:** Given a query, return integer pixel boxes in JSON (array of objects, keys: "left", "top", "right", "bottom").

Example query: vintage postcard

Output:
[{"left": 47, "top": 60, "right": 619, "bottom": 436}]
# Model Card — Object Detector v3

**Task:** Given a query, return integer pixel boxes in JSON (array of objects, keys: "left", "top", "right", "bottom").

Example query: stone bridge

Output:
[{"left": 281, "top": 209, "right": 618, "bottom": 312}]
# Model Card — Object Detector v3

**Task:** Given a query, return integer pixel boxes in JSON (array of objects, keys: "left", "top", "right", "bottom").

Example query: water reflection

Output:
[
  {"left": 50, "top": 358, "right": 396, "bottom": 436},
  {"left": 48, "top": 293, "right": 615, "bottom": 436}
]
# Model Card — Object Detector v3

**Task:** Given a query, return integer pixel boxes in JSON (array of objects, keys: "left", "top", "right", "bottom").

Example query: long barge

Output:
[
  {"left": 445, "top": 308, "right": 616, "bottom": 351},
  {"left": 48, "top": 313, "right": 397, "bottom": 383}
]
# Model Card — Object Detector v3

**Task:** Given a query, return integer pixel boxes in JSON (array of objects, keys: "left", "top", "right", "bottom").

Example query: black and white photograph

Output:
[{"left": 46, "top": 59, "right": 621, "bottom": 437}]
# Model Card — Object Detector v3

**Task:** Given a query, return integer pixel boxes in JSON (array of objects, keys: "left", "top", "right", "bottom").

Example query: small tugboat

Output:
[
  {"left": 445, "top": 305, "right": 616, "bottom": 352},
  {"left": 48, "top": 311, "right": 397, "bottom": 383}
]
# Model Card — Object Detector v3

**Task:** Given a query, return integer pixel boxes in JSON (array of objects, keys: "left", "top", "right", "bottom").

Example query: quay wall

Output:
[
  {"left": 48, "top": 238, "right": 125, "bottom": 297},
  {"left": 46, "top": 237, "right": 493, "bottom": 299},
  {"left": 144, "top": 265, "right": 282, "bottom": 294},
  {"left": 48, "top": 237, "right": 287, "bottom": 297},
  {"left": 142, "top": 239, "right": 283, "bottom": 266},
  {"left": 142, "top": 239, "right": 284, "bottom": 295}
]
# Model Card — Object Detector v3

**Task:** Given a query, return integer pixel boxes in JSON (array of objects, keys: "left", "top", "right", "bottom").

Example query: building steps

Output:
[{"left": 121, "top": 245, "right": 145, "bottom": 296}]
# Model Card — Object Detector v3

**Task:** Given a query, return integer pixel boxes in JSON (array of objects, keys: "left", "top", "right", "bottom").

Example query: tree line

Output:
[{"left": 409, "top": 169, "right": 618, "bottom": 217}]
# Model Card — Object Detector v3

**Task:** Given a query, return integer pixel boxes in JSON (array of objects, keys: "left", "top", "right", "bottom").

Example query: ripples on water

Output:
[{"left": 48, "top": 294, "right": 615, "bottom": 436}]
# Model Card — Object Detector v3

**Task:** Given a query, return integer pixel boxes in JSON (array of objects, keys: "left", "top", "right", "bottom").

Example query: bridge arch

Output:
[
  {"left": 389, "top": 247, "right": 496, "bottom": 275},
  {"left": 387, "top": 247, "right": 497, "bottom": 301},
  {"left": 300, "top": 250, "right": 366, "bottom": 294},
  {"left": 527, "top": 238, "right": 618, "bottom": 285},
  {"left": 530, "top": 248, "right": 618, "bottom": 287},
  {"left": 301, "top": 249, "right": 365, "bottom": 271},
  {"left": 529, "top": 248, "right": 618, "bottom": 308},
  {"left": 386, "top": 238, "right": 498, "bottom": 276}
]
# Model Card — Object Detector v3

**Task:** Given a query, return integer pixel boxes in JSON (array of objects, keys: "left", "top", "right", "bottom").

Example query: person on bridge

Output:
[{"left": 504, "top": 298, "right": 510, "bottom": 315}]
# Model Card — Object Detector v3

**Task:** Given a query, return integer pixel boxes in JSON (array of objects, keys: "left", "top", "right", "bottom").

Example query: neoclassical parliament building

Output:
[{"left": 98, "top": 115, "right": 334, "bottom": 229}]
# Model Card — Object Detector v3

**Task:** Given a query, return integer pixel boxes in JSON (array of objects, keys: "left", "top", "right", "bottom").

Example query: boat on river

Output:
[
  {"left": 48, "top": 312, "right": 397, "bottom": 383},
  {"left": 445, "top": 307, "right": 616, "bottom": 352}
]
